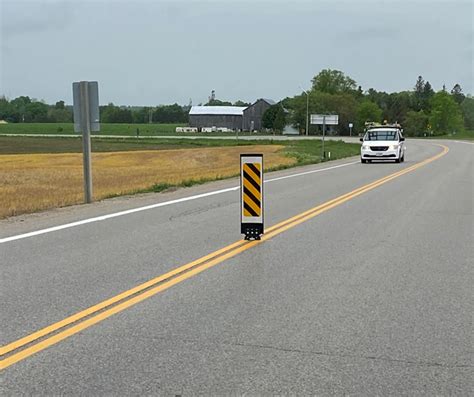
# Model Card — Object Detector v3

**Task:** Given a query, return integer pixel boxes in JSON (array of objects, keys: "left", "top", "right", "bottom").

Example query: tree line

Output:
[
  {"left": 0, "top": 97, "right": 191, "bottom": 124},
  {"left": 272, "top": 70, "right": 472, "bottom": 136},
  {"left": 0, "top": 95, "right": 253, "bottom": 125},
  {"left": 1, "top": 69, "right": 472, "bottom": 136}
]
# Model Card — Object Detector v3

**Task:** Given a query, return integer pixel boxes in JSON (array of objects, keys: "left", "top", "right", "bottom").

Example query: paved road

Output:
[{"left": 1, "top": 140, "right": 472, "bottom": 394}]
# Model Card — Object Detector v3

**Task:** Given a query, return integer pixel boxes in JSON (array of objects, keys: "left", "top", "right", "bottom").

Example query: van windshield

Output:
[{"left": 365, "top": 130, "right": 398, "bottom": 141}]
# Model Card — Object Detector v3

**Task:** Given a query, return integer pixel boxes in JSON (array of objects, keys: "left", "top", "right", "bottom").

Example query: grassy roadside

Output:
[
  {"left": 0, "top": 122, "right": 182, "bottom": 135},
  {"left": 417, "top": 130, "right": 474, "bottom": 140},
  {"left": 0, "top": 136, "right": 359, "bottom": 218},
  {"left": 433, "top": 130, "right": 474, "bottom": 140},
  {"left": 0, "top": 136, "right": 360, "bottom": 161},
  {"left": 0, "top": 136, "right": 271, "bottom": 154},
  {"left": 128, "top": 139, "right": 360, "bottom": 196}
]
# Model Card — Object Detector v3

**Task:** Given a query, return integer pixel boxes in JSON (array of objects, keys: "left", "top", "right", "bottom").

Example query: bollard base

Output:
[{"left": 242, "top": 223, "right": 263, "bottom": 241}]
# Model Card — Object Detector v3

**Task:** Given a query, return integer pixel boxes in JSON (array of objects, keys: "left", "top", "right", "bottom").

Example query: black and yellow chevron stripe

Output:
[{"left": 242, "top": 162, "right": 261, "bottom": 217}]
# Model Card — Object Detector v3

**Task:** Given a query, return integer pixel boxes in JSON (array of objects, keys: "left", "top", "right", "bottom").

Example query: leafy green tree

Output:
[
  {"left": 233, "top": 100, "right": 250, "bottom": 107},
  {"left": 323, "top": 93, "right": 358, "bottom": 135},
  {"left": 205, "top": 99, "right": 232, "bottom": 106},
  {"left": 47, "top": 108, "right": 72, "bottom": 122},
  {"left": 450, "top": 84, "right": 465, "bottom": 104},
  {"left": 421, "top": 81, "right": 435, "bottom": 110},
  {"left": 153, "top": 104, "right": 187, "bottom": 123},
  {"left": 460, "top": 96, "right": 474, "bottom": 130},
  {"left": 290, "top": 91, "right": 357, "bottom": 135},
  {"left": 366, "top": 88, "right": 391, "bottom": 117},
  {"left": 273, "top": 108, "right": 286, "bottom": 132},
  {"left": 423, "top": 81, "right": 434, "bottom": 98},
  {"left": 385, "top": 91, "right": 413, "bottom": 124},
  {"left": 356, "top": 100, "right": 383, "bottom": 131},
  {"left": 100, "top": 103, "right": 117, "bottom": 123},
  {"left": 0, "top": 97, "right": 20, "bottom": 122},
  {"left": 24, "top": 101, "right": 49, "bottom": 122},
  {"left": 262, "top": 104, "right": 286, "bottom": 131},
  {"left": 429, "top": 91, "right": 464, "bottom": 135},
  {"left": 132, "top": 107, "right": 153, "bottom": 123},
  {"left": 262, "top": 105, "right": 278, "bottom": 129},
  {"left": 10, "top": 96, "right": 32, "bottom": 121},
  {"left": 414, "top": 76, "right": 424, "bottom": 93},
  {"left": 55, "top": 100, "right": 65, "bottom": 110},
  {"left": 404, "top": 110, "right": 429, "bottom": 136},
  {"left": 101, "top": 103, "right": 133, "bottom": 123},
  {"left": 10, "top": 96, "right": 31, "bottom": 108},
  {"left": 280, "top": 96, "right": 294, "bottom": 110},
  {"left": 413, "top": 75, "right": 426, "bottom": 111},
  {"left": 311, "top": 69, "right": 356, "bottom": 94}
]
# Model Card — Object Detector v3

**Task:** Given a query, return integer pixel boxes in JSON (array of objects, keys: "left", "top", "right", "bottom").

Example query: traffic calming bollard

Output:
[{"left": 240, "top": 154, "right": 264, "bottom": 240}]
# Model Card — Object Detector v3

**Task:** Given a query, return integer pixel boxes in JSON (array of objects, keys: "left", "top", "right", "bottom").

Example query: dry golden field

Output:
[{"left": 0, "top": 145, "right": 295, "bottom": 218}]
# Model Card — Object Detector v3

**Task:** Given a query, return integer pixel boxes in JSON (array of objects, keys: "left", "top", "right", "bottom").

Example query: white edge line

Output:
[
  {"left": 452, "top": 140, "right": 474, "bottom": 145},
  {"left": 0, "top": 161, "right": 358, "bottom": 244}
]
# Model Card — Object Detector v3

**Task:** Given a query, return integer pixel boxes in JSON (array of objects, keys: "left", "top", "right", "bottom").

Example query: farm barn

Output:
[
  {"left": 189, "top": 99, "right": 276, "bottom": 131},
  {"left": 242, "top": 98, "right": 275, "bottom": 131},
  {"left": 188, "top": 106, "right": 246, "bottom": 130}
]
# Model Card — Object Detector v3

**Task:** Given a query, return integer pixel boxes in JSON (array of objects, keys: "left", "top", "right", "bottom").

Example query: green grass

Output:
[
  {"left": 282, "top": 139, "right": 357, "bottom": 165},
  {"left": 0, "top": 122, "right": 183, "bottom": 136},
  {"left": 0, "top": 136, "right": 360, "bottom": 164},
  {"left": 414, "top": 129, "right": 474, "bottom": 140},
  {"left": 431, "top": 130, "right": 474, "bottom": 140},
  {"left": 0, "top": 136, "right": 277, "bottom": 154},
  {"left": 1, "top": 135, "right": 360, "bottom": 214},
  {"left": 111, "top": 139, "right": 360, "bottom": 197},
  {"left": 0, "top": 122, "right": 275, "bottom": 137}
]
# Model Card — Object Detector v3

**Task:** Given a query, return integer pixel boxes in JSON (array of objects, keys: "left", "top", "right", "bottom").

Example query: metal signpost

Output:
[
  {"left": 73, "top": 81, "right": 100, "bottom": 203},
  {"left": 349, "top": 122, "right": 353, "bottom": 137},
  {"left": 240, "top": 154, "right": 264, "bottom": 240},
  {"left": 310, "top": 114, "right": 339, "bottom": 159}
]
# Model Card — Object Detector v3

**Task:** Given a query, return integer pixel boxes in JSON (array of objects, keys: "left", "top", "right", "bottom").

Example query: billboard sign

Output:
[{"left": 310, "top": 114, "right": 339, "bottom": 125}]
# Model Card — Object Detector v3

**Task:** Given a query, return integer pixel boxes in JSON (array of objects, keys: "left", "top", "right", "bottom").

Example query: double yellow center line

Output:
[{"left": 0, "top": 144, "right": 448, "bottom": 370}]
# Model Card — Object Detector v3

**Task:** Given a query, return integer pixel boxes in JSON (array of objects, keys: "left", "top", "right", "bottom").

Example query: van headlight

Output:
[
  {"left": 390, "top": 144, "right": 399, "bottom": 150},
  {"left": 362, "top": 145, "right": 369, "bottom": 150}
]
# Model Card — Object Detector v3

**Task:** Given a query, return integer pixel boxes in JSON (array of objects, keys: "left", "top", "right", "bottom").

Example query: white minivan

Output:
[{"left": 360, "top": 127, "right": 406, "bottom": 163}]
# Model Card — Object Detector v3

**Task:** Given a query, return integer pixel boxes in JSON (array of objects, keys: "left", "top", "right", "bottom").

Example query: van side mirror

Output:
[
  {"left": 359, "top": 138, "right": 363, "bottom": 142},
  {"left": 400, "top": 137, "right": 405, "bottom": 141}
]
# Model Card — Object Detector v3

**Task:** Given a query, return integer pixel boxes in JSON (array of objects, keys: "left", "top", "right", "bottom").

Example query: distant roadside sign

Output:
[
  {"left": 73, "top": 81, "right": 100, "bottom": 133},
  {"left": 310, "top": 114, "right": 339, "bottom": 125},
  {"left": 349, "top": 123, "right": 353, "bottom": 128},
  {"left": 240, "top": 154, "right": 263, "bottom": 240}
]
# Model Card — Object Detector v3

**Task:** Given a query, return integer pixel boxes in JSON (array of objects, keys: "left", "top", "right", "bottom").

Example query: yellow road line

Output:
[
  {"left": 0, "top": 240, "right": 247, "bottom": 356},
  {"left": 0, "top": 144, "right": 448, "bottom": 370}
]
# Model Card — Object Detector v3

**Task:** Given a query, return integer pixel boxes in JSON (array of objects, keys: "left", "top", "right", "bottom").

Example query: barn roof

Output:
[{"left": 189, "top": 106, "right": 246, "bottom": 116}]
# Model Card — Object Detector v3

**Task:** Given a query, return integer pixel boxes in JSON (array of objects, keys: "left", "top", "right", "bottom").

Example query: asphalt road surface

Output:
[{"left": 1, "top": 139, "right": 472, "bottom": 395}]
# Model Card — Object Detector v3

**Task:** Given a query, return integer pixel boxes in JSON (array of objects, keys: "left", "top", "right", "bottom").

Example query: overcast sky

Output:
[{"left": 1, "top": 0, "right": 472, "bottom": 106}]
